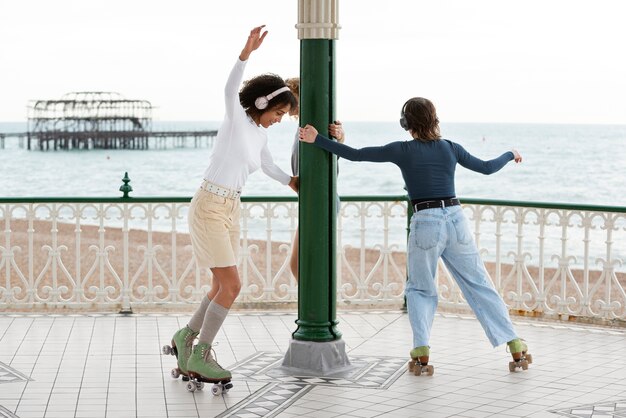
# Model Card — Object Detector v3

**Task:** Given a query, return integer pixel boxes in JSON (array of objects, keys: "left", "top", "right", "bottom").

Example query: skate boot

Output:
[
  {"left": 162, "top": 326, "right": 198, "bottom": 380},
  {"left": 507, "top": 338, "right": 532, "bottom": 372},
  {"left": 408, "top": 346, "right": 434, "bottom": 376},
  {"left": 186, "top": 342, "right": 233, "bottom": 395}
]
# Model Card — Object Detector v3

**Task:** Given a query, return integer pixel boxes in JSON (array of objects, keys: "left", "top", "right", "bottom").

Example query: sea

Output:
[
  {"left": 1, "top": 120, "right": 625, "bottom": 205},
  {"left": 1, "top": 120, "right": 625, "bottom": 261}
]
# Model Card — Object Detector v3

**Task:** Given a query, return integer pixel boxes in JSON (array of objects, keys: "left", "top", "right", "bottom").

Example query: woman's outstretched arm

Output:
[
  {"left": 299, "top": 124, "right": 399, "bottom": 163},
  {"left": 239, "top": 25, "right": 267, "bottom": 61},
  {"left": 451, "top": 142, "right": 522, "bottom": 174},
  {"left": 225, "top": 26, "right": 268, "bottom": 116}
]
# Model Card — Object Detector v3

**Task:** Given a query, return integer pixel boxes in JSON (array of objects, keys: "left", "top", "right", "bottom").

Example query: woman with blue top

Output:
[
  {"left": 164, "top": 26, "right": 298, "bottom": 393},
  {"left": 299, "top": 97, "right": 532, "bottom": 374}
]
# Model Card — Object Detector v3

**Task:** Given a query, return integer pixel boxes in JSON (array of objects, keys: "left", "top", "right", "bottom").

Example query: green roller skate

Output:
[
  {"left": 186, "top": 342, "right": 233, "bottom": 396},
  {"left": 408, "top": 345, "right": 434, "bottom": 376},
  {"left": 507, "top": 339, "right": 532, "bottom": 372},
  {"left": 162, "top": 326, "right": 198, "bottom": 381}
]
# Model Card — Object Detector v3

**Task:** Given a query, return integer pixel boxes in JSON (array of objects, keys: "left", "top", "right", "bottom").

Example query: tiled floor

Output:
[{"left": 0, "top": 311, "right": 625, "bottom": 418}]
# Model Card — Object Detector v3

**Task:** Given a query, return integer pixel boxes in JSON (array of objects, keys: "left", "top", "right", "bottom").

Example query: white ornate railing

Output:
[
  {"left": 1, "top": 196, "right": 625, "bottom": 321},
  {"left": 458, "top": 201, "right": 626, "bottom": 321}
]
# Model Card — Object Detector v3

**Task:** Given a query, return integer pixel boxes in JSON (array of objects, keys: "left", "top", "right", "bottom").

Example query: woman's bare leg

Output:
[
  {"left": 206, "top": 268, "right": 220, "bottom": 301},
  {"left": 290, "top": 229, "right": 299, "bottom": 282},
  {"left": 208, "top": 266, "right": 241, "bottom": 308}
]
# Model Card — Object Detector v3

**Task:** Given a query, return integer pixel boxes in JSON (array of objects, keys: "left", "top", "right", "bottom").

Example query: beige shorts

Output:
[{"left": 188, "top": 187, "right": 241, "bottom": 269}]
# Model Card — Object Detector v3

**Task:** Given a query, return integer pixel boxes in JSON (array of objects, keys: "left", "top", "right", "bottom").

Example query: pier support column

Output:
[{"left": 282, "top": 0, "right": 351, "bottom": 375}]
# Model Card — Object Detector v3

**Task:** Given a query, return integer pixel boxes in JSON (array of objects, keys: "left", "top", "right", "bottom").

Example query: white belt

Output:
[{"left": 200, "top": 180, "right": 241, "bottom": 200}]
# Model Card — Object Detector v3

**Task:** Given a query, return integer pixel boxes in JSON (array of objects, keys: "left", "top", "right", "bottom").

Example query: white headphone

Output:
[{"left": 254, "top": 86, "right": 291, "bottom": 110}]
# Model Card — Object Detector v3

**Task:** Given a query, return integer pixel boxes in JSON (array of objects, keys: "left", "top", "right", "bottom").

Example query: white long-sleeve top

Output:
[{"left": 203, "top": 58, "right": 291, "bottom": 190}]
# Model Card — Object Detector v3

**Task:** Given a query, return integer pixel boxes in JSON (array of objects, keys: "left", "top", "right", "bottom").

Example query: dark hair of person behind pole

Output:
[
  {"left": 240, "top": 74, "right": 298, "bottom": 120},
  {"left": 402, "top": 97, "right": 442, "bottom": 141}
]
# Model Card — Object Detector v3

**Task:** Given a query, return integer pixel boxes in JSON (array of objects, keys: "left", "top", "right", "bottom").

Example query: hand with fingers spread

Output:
[{"left": 240, "top": 25, "right": 268, "bottom": 61}]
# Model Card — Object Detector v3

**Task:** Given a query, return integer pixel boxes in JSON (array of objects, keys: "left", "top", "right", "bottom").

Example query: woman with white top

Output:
[{"left": 166, "top": 26, "right": 298, "bottom": 389}]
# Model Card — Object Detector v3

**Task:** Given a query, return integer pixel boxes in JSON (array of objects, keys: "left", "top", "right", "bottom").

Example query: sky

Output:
[{"left": 1, "top": 0, "right": 625, "bottom": 124}]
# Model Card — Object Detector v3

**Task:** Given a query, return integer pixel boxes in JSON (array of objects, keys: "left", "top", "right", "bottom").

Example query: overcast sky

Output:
[{"left": 1, "top": 0, "right": 625, "bottom": 124}]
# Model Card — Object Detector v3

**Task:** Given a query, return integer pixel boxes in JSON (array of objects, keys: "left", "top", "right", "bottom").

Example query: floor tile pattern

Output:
[
  {"left": 233, "top": 351, "right": 408, "bottom": 389},
  {"left": 0, "top": 312, "right": 625, "bottom": 417},
  {"left": 551, "top": 400, "right": 626, "bottom": 418},
  {"left": 0, "top": 406, "right": 19, "bottom": 418},
  {"left": 0, "top": 362, "right": 29, "bottom": 385},
  {"left": 215, "top": 383, "right": 312, "bottom": 418}
]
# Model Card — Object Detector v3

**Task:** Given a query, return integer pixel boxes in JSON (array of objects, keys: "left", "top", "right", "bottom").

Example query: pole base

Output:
[{"left": 281, "top": 338, "right": 352, "bottom": 375}]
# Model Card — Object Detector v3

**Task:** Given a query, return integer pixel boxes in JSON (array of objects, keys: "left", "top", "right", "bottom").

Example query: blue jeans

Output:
[{"left": 405, "top": 205, "right": 518, "bottom": 349}]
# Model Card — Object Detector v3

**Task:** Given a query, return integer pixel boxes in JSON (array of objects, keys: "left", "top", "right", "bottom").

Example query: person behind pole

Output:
[
  {"left": 299, "top": 97, "right": 532, "bottom": 373},
  {"left": 168, "top": 25, "right": 298, "bottom": 386},
  {"left": 285, "top": 77, "right": 345, "bottom": 282}
]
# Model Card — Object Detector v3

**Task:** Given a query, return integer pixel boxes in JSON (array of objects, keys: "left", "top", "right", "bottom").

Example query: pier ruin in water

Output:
[{"left": 0, "top": 91, "right": 217, "bottom": 150}]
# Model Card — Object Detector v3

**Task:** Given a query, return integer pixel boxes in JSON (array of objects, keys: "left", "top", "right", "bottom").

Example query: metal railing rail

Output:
[{"left": 1, "top": 192, "right": 625, "bottom": 321}]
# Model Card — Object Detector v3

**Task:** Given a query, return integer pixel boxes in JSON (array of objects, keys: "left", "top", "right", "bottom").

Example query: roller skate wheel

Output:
[
  {"left": 407, "top": 360, "right": 415, "bottom": 372},
  {"left": 211, "top": 384, "right": 223, "bottom": 396},
  {"left": 521, "top": 360, "right": 529, "bottom": 370},
  {"left": 196, "top": 382, "right": 204, "bottom": 391},
  {"left": 162, "top": 345, "right": 172, "bottom": 355},
  {"left": 171, "top": 368, "right": 180, "bottom": 379},
  {"left": 186, "top": 381, "right": 197, "bottom": 392},
  {"left": 414, "top": 366, "right": 422, "bottom": 376},
  {"left": 509, "top": 361, "right": 517, "bottom": 372},
  {"left": 426, "top": 365, "right": 435, "bottom": 376},
  {"left": 525, "top": 353, "right": 533, "bottom": 364},
  {"left": 224, "top": 382, "right": 233, "bottom": 392}
]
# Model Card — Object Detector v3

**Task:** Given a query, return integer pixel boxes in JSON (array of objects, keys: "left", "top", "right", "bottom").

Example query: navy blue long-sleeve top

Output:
[{"left": 312, "top": 134, "right": 514, "bottom": 201}]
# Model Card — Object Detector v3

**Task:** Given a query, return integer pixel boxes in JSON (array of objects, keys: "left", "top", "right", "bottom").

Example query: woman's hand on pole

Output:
[
  {"left": 299, "top": 125, "right": 318, "bottom": 143},
  {"left": 289, "top": 176, "right": 299, "bottom": 193},
  {"left": 329, "top": 120, "right": 345, "bottom": 143},
  {"left": 239, "top": 25, "right": 267, "bottom": 61},
  {"left": 512, "top": 149, "right": 522, "bottom": 163}
]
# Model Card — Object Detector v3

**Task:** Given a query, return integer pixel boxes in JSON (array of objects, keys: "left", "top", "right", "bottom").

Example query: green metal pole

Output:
[{"left": 293, "top": 39, "right": 341, "bottom": 342}]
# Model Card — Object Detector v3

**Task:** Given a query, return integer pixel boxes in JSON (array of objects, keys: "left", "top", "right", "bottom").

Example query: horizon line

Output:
[{"left": 1, "top": 120, "right": 626, "bottom": 127}]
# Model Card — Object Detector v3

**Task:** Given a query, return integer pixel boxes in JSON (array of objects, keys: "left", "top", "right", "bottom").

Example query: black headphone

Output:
[
  {"left": 399, "top": 99, "right": 410, "bottom": 130},
  {"left": 255, "top": 86, "right": 291, "bottom": 110}
]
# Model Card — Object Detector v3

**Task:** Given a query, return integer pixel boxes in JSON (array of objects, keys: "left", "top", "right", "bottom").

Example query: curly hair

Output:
[
  {"left": 402, "top": 97, "right": 441, "bottom": 141},
  {"left": 285, "top": 77, "right": 300, "bottom": 117},
  {"left": 285, "top": 77, "right": 299, "bottom": 97},
  {"left": 239, "top": 74, "right": 298, "bottom": 121}
]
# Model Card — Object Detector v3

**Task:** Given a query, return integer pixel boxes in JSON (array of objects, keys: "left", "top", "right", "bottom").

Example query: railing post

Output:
[
  {"left": 119, "top": 172, "right": 133, "bottom": 314},
  {"left": 119, "top": 172, "right": 133, "bottom": 199}
]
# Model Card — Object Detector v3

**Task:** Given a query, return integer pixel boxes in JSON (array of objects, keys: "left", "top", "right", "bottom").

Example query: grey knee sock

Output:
[
  {"left": 187, "top": 295, "right": 211, "bottom": 333},
  {"left": 198, "top": 301, "right": 229, "bottom": 346}
]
